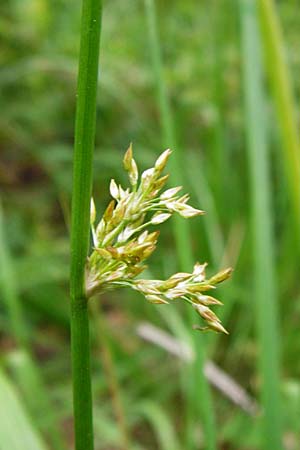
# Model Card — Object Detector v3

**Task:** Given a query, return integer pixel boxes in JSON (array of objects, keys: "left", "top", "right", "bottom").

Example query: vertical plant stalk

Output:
[
  {"left": 144, "top": 1, "right": 217, "bottom": 449},
  {"left": 143, "top": 0, "right": 192, "bottom": 268},
  {"left": 258, "top": 0, "right": 300, "bottom": 237},
  {"left": 210, "top": 0, "right": 228, "bottom": 204},
  {"left": 240, "top": 1, "right": 282, "bottom": 449},
  {"left": 70, "top": 0, "right": 102, "bottom": 449}
]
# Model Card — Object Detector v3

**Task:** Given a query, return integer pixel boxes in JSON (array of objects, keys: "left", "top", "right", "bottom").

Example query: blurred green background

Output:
[{"left": 1, "top": 0, "right": 300, "bottom": 449}]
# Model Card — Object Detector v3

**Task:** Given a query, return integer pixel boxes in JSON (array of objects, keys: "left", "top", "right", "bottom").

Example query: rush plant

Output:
[{"left": 70, "top": 1, "right": 231, "bottom": 449}]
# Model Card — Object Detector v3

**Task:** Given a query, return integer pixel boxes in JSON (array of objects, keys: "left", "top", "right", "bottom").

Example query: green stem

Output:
[
  {"left": 144, "top": 1, "right": 217, "bottom": 449},
  {"left": 70, "top": 0, "right": 102, "bottom": 449},
  {"left": 240, "top": 1, "right": 282, "bottom": 448}
]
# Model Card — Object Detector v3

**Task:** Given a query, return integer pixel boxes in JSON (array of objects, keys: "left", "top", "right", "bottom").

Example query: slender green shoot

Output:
[
  {"left": 239, "top": 1, "right": 282, "bottom": 449},
  {"left": 258, "top": 0, "right": 300, "bottom": 239},
  {"left": 70, "top": 0, "right": 102, "bottom": 448},
  {"left": 144, "top": 1, "right": 217, "bottom": 449}
]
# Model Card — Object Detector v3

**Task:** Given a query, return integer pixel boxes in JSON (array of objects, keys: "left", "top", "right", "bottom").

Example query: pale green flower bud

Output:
[
  {"left": 209, "top": 268, "right": 233, "bottom": 284},
  {"left": 90, "top": 198, "right": 96, "bottom": 225},
  {"left": 123, "top": 143, "right": 138, "bottom": 186},
  {"left": 154, "top": 149, "right": 172, "bottom": 173},
  {"left": 193, "top": 304, "right": 219, "bottom": 322},
  {"left": 151, "top": 212, "right": 172, "bottom": 225},
  {"left": 146, "top": 295, "right": 169, "bottom": 304},
  {"left": 110, "top": 179, "right": 119, "bottom": 200},
  {"left": 160, "top": 186, "right": 182, "bottom": 200}
]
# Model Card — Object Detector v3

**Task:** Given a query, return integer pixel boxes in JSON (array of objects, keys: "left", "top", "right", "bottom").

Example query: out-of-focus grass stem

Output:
[
  {"left": 144, "top": 1, "right": 217, "bottom": 449},
  {"left": 258, "top": 0, "right": 300, "bottom": 239},
  {"left": 0, "top": 201, "right": 27, "bottom": 347},
  {"left": 240, "top": 1, "right": 283, "bottom": 449}
]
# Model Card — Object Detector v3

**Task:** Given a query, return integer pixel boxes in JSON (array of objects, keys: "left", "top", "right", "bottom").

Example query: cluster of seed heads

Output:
[{"left": 86, "top": 145, "right": 232, "bottom": 334}]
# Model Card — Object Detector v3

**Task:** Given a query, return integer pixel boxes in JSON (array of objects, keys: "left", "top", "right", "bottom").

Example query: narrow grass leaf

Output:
[
  {"left": 144, "top": 1, "right": 217, "bottom": 449},
  {"left": 0, "top": 368, "right": 48, "bottom": 450},
  {"left": 137, "top": 402, "right": 181, "bottom": 450},
  {"left": 239, "top": 1, "right": 283, "bottom": 448},
  {"left": 258, "top": 0, "right": 300, "bottom": 239}
]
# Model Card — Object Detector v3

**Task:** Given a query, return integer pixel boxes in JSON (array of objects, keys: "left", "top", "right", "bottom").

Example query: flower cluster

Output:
[{"left": 86, "top": 145, "right": 232, "bottom": 334}]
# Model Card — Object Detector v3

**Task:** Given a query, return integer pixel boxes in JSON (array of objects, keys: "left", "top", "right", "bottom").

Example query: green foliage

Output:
[
  {"left": 1, "top": 0, "right": 300, "bottom": 448},
  {"left": 0, "top": 367, "right": 48, "bottom": 450},
  {"left": 239, "top": 0, "right": 282, "bottom": 448}
]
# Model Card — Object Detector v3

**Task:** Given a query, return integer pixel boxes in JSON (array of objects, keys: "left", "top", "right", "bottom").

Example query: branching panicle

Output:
[{"left": 86, "top": 146, "right": 232, "bottom": 334}]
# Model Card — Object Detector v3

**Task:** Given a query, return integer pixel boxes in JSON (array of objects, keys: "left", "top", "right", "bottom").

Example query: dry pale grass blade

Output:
[{"left": 137, "top": 322, "right": 258, "bottom": 416}]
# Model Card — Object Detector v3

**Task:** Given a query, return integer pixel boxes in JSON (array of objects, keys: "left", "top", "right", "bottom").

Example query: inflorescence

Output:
[{"left": 86, "top": 145, "right": 232, "bottom": 334}]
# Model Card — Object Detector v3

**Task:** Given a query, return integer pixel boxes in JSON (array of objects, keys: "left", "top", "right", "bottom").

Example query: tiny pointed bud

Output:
[
  {"left": 90, "top": 197, "right": 96, "bottom": 225},
  {"left": 161, "top": 186, "right": 182, "bottom": 200},
  {"left": 193, "top": 304, "right": 219, "bottom": 322},
  {"left": 141, "top": 168, "right": 155, "bottom": 189},
  {"left": 209, "top": 268, "right": 233, "bottom": 284},
  {"left": 193, "top": 262, "right": 207, "bottom": 281},
  {"left": 110, "top": 179, "right": 119, "bottom": 200},
  {"left": 178, "top": 204, "right": 205, "bottom": 218},
  {"left": 106, "top": 246, "right": 120, "bottom": 259},
  {"left": 154, "top": 149, "right": 172, "bottom": 173},
  {"left": 123, "top": 144, "right": 138, "bottom": 186},
  {"left": 153, "top": 174, "right": 170, "bottom": 191},
  {"left": 178, "top": 194, "right": 190, "bottom": 204},
  {"left": 123, "top": 143, "right": 133, "bottom": 171},
  {"left": 138, "top": 231, "right": 149, "bottom": 244},
  {"left": 96, "top": 248, "right": 112, "bottom": 260},
  {"left": 161, "top": 277, "right": 182, "bottom": 289},
  {"left": 193, "top": 262, "right": 207, "bottom": 275},
  {"left": 146, "top": 294, "right": 169, "bottom": 304},
  {"left": 103, "top": 200, "right": 116, "bottom": 222},
  {"left": 195, "top": 295, "right": 223, "bottom": 306},
  {"left": 206, "top": 320, "right": 229, "bottom": 335},
  {"left": 147, "top": 231, "right": 160, "bottom": 243},
  {"left": 117, "top": 224, "right": 135, "bottom": 242},
  {"left": 188, "top": 283, "right": 216, "bottom": 293},
  {"left": 129, "top": 158, "right": 138, "bottom": 186},
  {"left": 96, "top": 218, "right": 106, "bottom": 239},
  {"left": 118, "top": 185, "right": 126, "bottom": 199},
  {"left": 111, "top": 203, "right": 126, "bottom": 225},
  {"left": 169, "top": 272, "right": 192, "bottom": 280},
  {"left": 141, "top": 244, "right": 156, "bottom": 259},
  {"left": 151, "top": 212, "right": 172, "bottom": 225}
]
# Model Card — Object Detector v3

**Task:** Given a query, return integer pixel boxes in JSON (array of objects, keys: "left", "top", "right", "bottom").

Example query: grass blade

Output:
[
  {"left": 239, "top": 1, "right": 283, "bottom": 448},
  {"left": 144, "top": 1, "right": 217, "bottom": 449},
  {"left": 258, "top": 0, "right": 300, "bottom": 238},
  {"left": 137, "top": 402, "right": 181, "bottom": 450},
  {"left": 0, "top": 367, "right": 48, "bottom": 450},
  {"left": 0, "top": 201, "right": 27, "bottom": 347}
]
